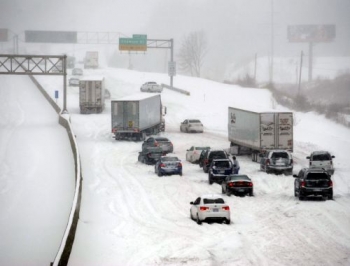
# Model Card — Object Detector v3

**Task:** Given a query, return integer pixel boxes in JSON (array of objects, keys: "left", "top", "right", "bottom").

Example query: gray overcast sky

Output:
[{"left": 1, "top": 0, "right": 349, "bottom": 79}]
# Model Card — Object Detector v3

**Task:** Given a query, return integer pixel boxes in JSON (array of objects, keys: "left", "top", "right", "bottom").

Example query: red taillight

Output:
[
  {"left": 178, "top": 162, "right": 182, "bottom": 167},
  {"left": 248, "top": 182, "right": 253, "bottom": 187},
  {"left": 200, "top": 206, "right": 209, "bottom": 211},
  {"left": 154, "top": 141, "right": 159, "bottom": 147},
  {"left": 160, "top": 163, "right": 165, "bottom": 167},
  {"left": 228, "top": 182, "right": 235, "bottom": 187},
  {"left": 112, "top": 128, "right": 117, "bottom": 133},
  {"left": 301, "top": 181, "right": 305, "bottom": 187},
  {"left": 266, "top": 159, "right": 270, "bottom": 165},
  {"left": 222, "top": 206, "right": 230, "bottom": 211},
  {"left": 329, "top": 180, "right": 333, "bottom": 187}
]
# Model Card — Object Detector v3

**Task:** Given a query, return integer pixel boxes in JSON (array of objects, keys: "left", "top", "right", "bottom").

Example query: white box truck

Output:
[
  {"left": 79, "top": 77, "right": 105, "bottom": 114},
  {"left": 228, "top": 107, "right": 293, "bottom": 161},
  {"left": 111, "top": 93, "right": 166, "bottom": 141},
  {"left": 84, "top": 51, "right": 98, "bottom": 69}
]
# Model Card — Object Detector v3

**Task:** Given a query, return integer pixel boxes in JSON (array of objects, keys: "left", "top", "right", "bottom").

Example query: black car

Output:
[
  {"left": 221, "top": 175, "right": 253, "bottom": 196},
  {"left": 293, "top": 168, "right": 333, "bottom": 200},
  {"left": 202, "top": 149, "right": 229, "bottom": 173},
  {"left": 208, "top": 159, "right": 233, "bottom": 184}
]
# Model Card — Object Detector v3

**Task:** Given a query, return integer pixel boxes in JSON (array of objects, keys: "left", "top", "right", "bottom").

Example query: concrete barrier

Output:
[
  {"left": 28, "top": 75, "right": 81, "bottom": 266},
  {"left": 161, "top": 83, "right": 190, "bottom": 96}
]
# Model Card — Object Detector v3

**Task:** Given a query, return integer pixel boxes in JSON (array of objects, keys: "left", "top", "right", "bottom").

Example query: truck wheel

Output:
[{"left": 208, "top": 175, "right": 213, "bottom": 185}]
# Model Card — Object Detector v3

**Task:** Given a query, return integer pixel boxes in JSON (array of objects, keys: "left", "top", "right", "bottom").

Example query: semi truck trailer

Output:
[
  {"left": 111, "top": 93, "right": 166, "bottom": 141},
  {"left": 228, "top": 107, "right": 293, "bottom": 161},
  {"left": 79, "top": 77, "right": 105, "bottom": 114}
]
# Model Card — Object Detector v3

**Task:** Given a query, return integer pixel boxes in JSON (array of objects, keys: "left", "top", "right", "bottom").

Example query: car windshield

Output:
[
  {"left": 306, "top": 173, "right": 329, "bottom": 180},
  {"left": 162, "top": 157, "right": 179, "bottom": 161},
  {"left": 312, "top": 154, "right": 331, "bottom": 161},
  {"left": 229, "top": 175, "right": 250, "bottom": 181},
  {"left": 189, "top": 120, "right": 201, "bottom": 123},
  {"left": 214, "top": 160, "right": 230, "bottom": 168},
  {"left": 203, "top": 198, "right": 225, "bottom": 204},
  {"left": 271, "top": 152, "right": 289, "bottom": 159}
]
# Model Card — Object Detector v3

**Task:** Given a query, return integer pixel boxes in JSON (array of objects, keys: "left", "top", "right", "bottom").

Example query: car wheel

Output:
[
  {"left": 196, "top": 215, "right": 202, "bottom": 225},
  {"left": 249, "top": 191, "right": 254, "bottom": 197},
  {"left": 179, "top": 172, "right": 183, "bottom": 176},
  {"left": 299, "top": 194, "right": 304, "bottom": 201},
  {"left": 328, "top": 191, "right": 333, "bottom": 200},
  {"left": 158, "top": 170, "right": 162, "bottom": 177},
  {"left": 294, "top": 188, "right": 298, "bottom": 197},
  {"left": 225, "top": 219, "right": 231, "bottom": 225},
  {"left": 221, "top": 186, "right": 225, "bottom": 194},
  {"left": 208, "top": 175, "right": 213, "bottom": 185},
  {"left": 190, "top": 211, "right": 193, "bottom": 220},
  {"left": 226, "top": 190, "right": 231, "bottom": 197}
]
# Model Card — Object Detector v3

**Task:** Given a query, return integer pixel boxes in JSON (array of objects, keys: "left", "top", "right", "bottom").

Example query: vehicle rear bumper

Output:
[
  {"left": 160, "top": 168, "right": 182, "bottom": 175},
  {"left": 300, "top": 187, "right": 332, "bottom": 197},
  {"left": 267, "top": 166, "right": 293, "bottom": 173},
  {"left": 228, "top": 187, "right": 253, "bottom": 194},
  {"left": 199, "top": 212, "right": 230, "bottom": 221}
]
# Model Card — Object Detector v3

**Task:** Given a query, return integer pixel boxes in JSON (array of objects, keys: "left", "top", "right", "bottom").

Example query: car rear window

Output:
[
  {"left": 312, "top": 154, "right": 331, "bottom": 161},
  {"left": 189, "top": 120, "right": 201, "bottom": 123},
  {"left": 203, "top": 198, "right": 225, "bottom": 204},
  {"left": 214, "top": 161, "right": 230, "bottom": 168},
  {"left": 209, "top": 151, "right": 226, "bottom": 159},
  {"left": 229, "top": 175, "right": 250, "bottom": 181},
  {"left": 163, "top": 157, "right": 179, "bottom": 161},
  {"left": 155, "top": 138, "right": 169, "bottom": 142},
  {"left": 306, "top": 173, "right": 329, "bottom": 180},
  {"left": 196, "top": 147, "right": 210, "bottom": 150},
  {"left": 271, "top": 152, "right": 289, "bottom": 159}
]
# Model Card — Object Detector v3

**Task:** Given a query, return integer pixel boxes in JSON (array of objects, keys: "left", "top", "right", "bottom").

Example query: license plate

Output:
[
  {"left": 313, "top": 189, "right": 322, "bottom": 192},
  {"left": 238, "top": 189, "right": 245, "bottom": 192},
  {"left": 212, "top": 208, "right": 219, "bottom": 212},
  {"left": 219, "top": 170, "right": 225, "bottom": 174}
]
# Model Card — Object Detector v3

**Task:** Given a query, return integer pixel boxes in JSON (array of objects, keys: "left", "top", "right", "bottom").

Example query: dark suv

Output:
[
  {"left": 208, "top": 159, "right": 233, "bottom": 184},
  {"left": 293, "top": 168, "right": 333, "bottom": 200},
  {"left": 202, "top": 149, "right": 230, "bottom": 173}
]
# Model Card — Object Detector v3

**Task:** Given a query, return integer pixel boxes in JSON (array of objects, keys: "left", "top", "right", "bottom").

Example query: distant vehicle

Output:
[
  {"left": 180, "top": 119, "right": 204, "bottom": 133},
  {"left": 140, "top": 82, "right": 163, "bottom": 93},
  {"left": 72, "top": 68, "right": 83, "bottom": 76},
  {"left": 202, "top": 149, "right": 230, "bottom": 173},
  {"left": 228, "top": 107, "right": 293, "bottom": 161},
  {"left": 186, "top": 146, "right": 210, "bottom": 164},
  {"left": 208, "top": 159, "right": 233, "bottom": 185},
  {"left": 84, "top": 51, "right": 99, "bottom": 69},
  {"left": 68, "top": 77, "right": 80, "bottom": 87},
  {"left": 307, "top": 151, "right": 335, "bottom": 175},
  {"left": 259, "top": 150, "right": 293, "bottom": 175},
  {"left": 79, "top": 77, "right": 105, "bottom": 114},
  {"left": 138, "top": 146, "right": 163, "bottom": 165},
  {"left": 221, "top": 175, "right": 254, "bottom": 196},
  {"left": 190, "top": 194, "right": 231, "bottom": 225},
  {"left": 155, "top": 155, "right": 182, "bottom": 176},
  {"left": 293, "top": 168, "right": 333, "bottom": 200},
  {"left": 111, "top": 94, "right": 166, "bottom": 141},
  {"left": 142, "top": 136, "right": 173, "bottom": 154},
  {"left": 66, "top": 56, "right": 75, "bottom": 69}
]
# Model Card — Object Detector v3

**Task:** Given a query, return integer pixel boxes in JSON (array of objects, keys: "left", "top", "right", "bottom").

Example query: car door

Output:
[
  {"left": 190, "top": 197, "right": 201, "bottom": 218},
  {"left": 186, "top": 146, "right": 194, "bottom": 161}
]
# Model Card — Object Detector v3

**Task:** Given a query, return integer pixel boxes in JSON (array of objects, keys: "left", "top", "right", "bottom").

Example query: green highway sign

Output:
[
  {"left": 133, "top": 34, "right": 147, "bottom": 39},
  {"left": 119, "top": 38, "right": 146, "bottom": 45}
]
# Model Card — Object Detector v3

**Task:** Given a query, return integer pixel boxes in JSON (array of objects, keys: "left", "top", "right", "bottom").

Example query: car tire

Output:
[
  {"left": 209, "top": 175, "right": 213, "bottom": 185},
  {"left": 294, "top": 188, "right": 298, "bottom": 197},
  {"left": 196, "top": 215, "right": 202, "bottom": 225},
  {"left": 225, "top": 219, "right": 231, "bottom": 225},
  {"left": 328, "top": 191, "right": 333, "bottom": 200},
  {"left": 179, "top": 172, "right": 183, "bottom": 176},
  {"left": 249, "top": 191, "right": 254, "bottom": 197},
  {"left": 190, "top": 211, "right": 193, "bottom": 220},
  {"left": 299, "top": 194, "right": 304, "bottom": 201},
  {"left": 221, "top": 186, "right": 225, "bottom": 194},
  {"left": 158, "top": 170, "right": 162, "bottom": 177}
]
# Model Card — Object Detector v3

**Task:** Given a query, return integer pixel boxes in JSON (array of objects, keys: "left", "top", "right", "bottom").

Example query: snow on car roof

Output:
[
  {"left": 114, "top": 93, "right": 160, "bottom": 101},
  {"left": 200, "top": 194, "right": 223, "bottom": 199}
]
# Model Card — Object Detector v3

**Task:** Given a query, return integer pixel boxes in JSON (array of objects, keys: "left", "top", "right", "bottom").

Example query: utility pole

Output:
[
  {"left": 254, "top": 53, "right": 257, "bottom": 84},
  {"left": 269, "top": 0, "right": 274, "bottom": 85},
  {"left": 298, "top": 51, "right": 303, "bottom": 95},
  {"left": 308, "top": 42, "right": 313, "bottom": 82}
]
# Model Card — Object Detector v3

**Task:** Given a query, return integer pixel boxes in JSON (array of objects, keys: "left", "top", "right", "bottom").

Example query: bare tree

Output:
[{"left": 178, "top": 31, "right": 208, "bottom": 77}]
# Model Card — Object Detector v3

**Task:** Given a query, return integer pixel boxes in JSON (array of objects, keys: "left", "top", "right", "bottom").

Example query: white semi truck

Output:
[
  {"left": 228, "top": 106, "right": 293, "bottom": 161},
  {"left": 84, "top": 51, "right": 98, "bottom": 69},
  {"left": 111, "top": 93, "right": 166, "bottom": 141},
  {"left": 79, "top": 77, "right": 105, "bottom": 114}
]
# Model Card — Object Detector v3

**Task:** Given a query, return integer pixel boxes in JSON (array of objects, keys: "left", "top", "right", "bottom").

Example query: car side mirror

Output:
[
  {"left": 306, "top": 156, "right": 310, "bottom": 159},
  {"left": 332, "top": 155, "right": 335, "bottom": 158},
  {"left": 293, "top": 174, "right": 298, "bottom": 178},
  {"left": 190, "top": 202, "right": 194, "bottom": 205}
]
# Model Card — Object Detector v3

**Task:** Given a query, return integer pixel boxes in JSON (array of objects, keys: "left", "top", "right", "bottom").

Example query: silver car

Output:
[
  {"left": 307, "top": 151, "right": 335, "bottom": 175},
  {"left": 186, "top": 146, "right": 210, "bottom": 163},
  {"left": 180, "top": 119, "right": 204, "bottom": 133},
  {"left": 190, "top": 194, "right": 231, "bottom": 225}
]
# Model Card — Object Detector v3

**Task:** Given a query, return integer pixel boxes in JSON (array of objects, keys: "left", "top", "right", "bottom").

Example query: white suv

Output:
[{"left": 307, "top": 151, "right": 335, "bottom": 175}]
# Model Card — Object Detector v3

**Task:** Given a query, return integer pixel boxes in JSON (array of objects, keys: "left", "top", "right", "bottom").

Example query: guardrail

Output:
[
  {"left": 161, "top": 83, "right": 190, "bottom": 95},
  {"left": 28, "top": 75, "right": 82, "bottom": 266}
]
